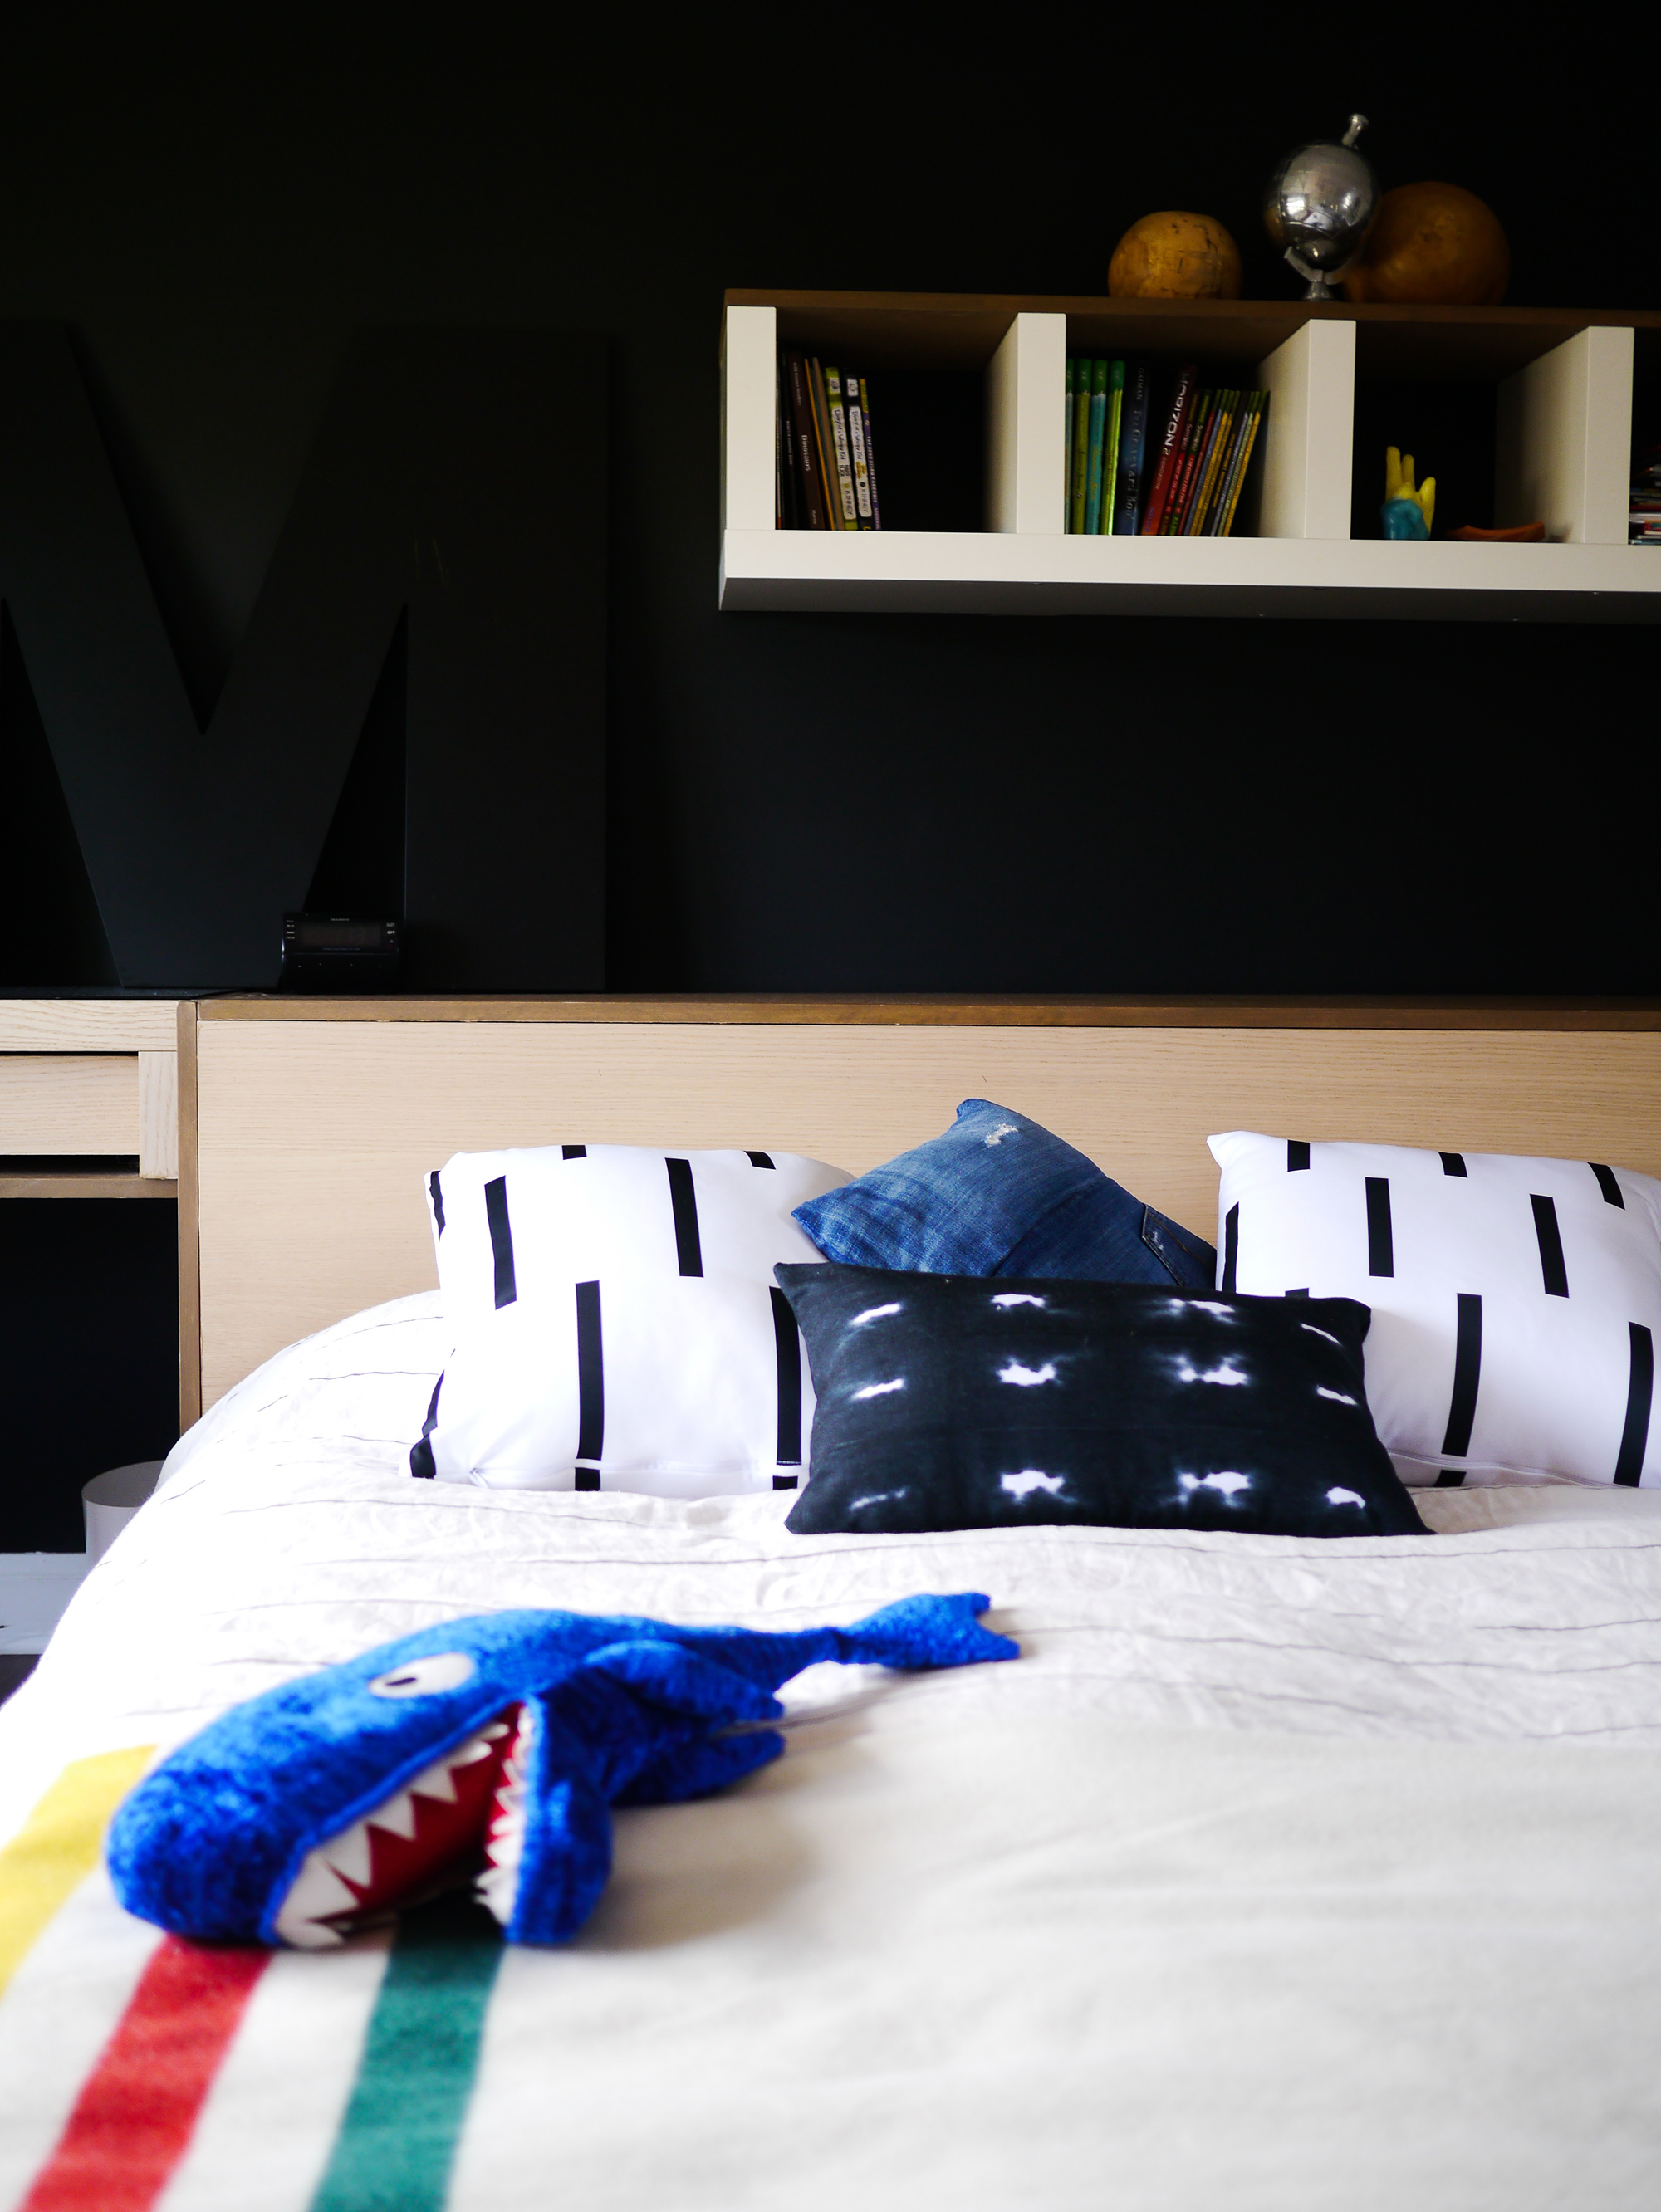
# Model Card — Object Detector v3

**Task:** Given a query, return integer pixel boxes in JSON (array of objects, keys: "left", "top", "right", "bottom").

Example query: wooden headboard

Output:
[{"left": 179, "top": 996, "right": 1661, "bottom": 1422}]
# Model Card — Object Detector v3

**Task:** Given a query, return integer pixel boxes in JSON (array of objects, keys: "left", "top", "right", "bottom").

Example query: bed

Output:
[{"left": 3, "top": 995, "right": 1660, "bottom": 2212}]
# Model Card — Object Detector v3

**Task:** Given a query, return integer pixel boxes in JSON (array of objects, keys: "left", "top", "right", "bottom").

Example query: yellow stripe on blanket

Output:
[{"left": 0, "top": 1747, "right": 155, "bottom": 1999}]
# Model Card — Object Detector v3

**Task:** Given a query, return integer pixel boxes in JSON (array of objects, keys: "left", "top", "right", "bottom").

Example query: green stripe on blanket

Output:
[{"left": 310, "top": 1894, "right": 503, "bottom": 2212}]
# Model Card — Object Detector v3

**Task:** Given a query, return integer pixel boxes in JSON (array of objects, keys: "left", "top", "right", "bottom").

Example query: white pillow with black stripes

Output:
[
  {"left": 1209, "top": 1131, "right": 1661, "bottom": 1489},
  {"left": 414, "top": 1144, "right": 850, "bottom": 1495}
]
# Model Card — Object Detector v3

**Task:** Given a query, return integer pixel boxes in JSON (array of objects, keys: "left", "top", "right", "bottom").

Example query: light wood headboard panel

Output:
[{"left": 183, "top": 998, "right": 1661, "bottom": 1421}]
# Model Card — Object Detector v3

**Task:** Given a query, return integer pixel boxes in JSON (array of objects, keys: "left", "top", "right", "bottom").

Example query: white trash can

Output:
[{"left": 83, "top": 1461, "right": 166, "bottom": 1565}]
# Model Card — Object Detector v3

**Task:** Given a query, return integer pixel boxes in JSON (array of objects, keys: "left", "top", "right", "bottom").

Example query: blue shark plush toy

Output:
[{"left": 107, "top": 1596, "right": 1016, "bottom": 1949}]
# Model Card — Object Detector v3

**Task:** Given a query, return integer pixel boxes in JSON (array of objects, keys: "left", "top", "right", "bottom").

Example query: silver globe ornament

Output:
[{"left": 1263, "top": 115, "right": 1379, "bottom": 298}]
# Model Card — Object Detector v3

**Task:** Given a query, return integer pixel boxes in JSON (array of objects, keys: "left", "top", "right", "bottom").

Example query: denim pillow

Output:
[{"left": 791, "top": 1099, "right": 1215, "bottom": 1289}]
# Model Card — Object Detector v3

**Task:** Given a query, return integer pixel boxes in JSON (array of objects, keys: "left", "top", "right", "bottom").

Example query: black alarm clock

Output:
[{"left": 280, "top": 914, "right": 402, "bottom": 991}]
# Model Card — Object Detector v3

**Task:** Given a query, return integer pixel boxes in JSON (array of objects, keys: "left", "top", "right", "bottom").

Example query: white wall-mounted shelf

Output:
[{"left": 720, "top": 291, "right": 1661, "bottom": 622}]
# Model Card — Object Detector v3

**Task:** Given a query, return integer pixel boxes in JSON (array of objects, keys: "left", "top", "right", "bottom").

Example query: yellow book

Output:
[{"left": 1187, "top": 390, "right": 1237, "bottom": 536}]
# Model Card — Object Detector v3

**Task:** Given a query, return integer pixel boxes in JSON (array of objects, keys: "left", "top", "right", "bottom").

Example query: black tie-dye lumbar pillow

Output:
[{"left": 773, "top": 1264, "right": 1426, "bottom": 1539}]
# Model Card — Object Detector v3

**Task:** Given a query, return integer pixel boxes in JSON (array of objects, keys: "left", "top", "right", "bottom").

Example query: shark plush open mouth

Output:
[
  {"left": 275, "top": 1707, "right": 525, "bottom": 1947},
  {"left": 108, "top": 1597, "right": 1018, "bottom": 1950}
]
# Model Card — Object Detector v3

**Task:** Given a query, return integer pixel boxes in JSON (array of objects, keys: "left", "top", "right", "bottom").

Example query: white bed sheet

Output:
[{"left": 3, "top": 1295, "right": 1661, "bottom": 2209}]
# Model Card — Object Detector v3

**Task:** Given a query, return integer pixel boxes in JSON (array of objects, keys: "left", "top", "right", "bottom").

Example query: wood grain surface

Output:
[
  {"left": 0, "top": 1056, "right": 138, "bottom": 1154},
  {"left": 196, "top": 995, "right": 1661, "bottom": 1030},
  {"left": 191, "top": 1015, "right": 1661, "bottom": 1414},
  {"left": 0, "top": 1175, "right": 176, "bottom": 1198},
  {"left": 0, "top": 1001, "right": 181, "bottom": 1051}
]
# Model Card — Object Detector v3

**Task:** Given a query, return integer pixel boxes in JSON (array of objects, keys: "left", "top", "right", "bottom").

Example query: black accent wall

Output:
[
  {"left": 0, "top": 14, "right": 1653, "bottom": 996},
  {"left": 0, "top": 16, "right": 1654, "bottom": 1549}
]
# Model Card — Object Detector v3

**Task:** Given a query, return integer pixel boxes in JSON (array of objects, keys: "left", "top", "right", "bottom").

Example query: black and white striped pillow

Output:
[
  {"left": 1210, "top": 1132, "right": 1661, "bottom": 1489},
  {"left": 412, "top": 1145, "right": 850, "bottom": 1495}
]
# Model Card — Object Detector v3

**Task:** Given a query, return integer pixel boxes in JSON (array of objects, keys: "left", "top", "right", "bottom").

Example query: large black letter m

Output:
[{"left": 0, "top": 325, "right": 605, "bottom": 988}]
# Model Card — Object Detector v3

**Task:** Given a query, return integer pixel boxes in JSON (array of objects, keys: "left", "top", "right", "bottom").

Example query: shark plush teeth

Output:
[
  {"left": 107, "top": 1597, "right": 1017, "bottom": 1950},
  {"left": 275, "top": 1713, "right": 521, "bottom": 1948}
]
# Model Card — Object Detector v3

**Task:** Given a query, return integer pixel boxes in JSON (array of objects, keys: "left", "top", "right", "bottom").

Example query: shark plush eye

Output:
[{"left": 368, "top": 1652, "right": 477, "bottom": 1698}]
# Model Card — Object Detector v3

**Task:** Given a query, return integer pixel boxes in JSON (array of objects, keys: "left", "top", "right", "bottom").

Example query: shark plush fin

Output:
[
  {"left": 581, "top": 1640, "right": 784, "bottom": 1725},
  {"left": 835, "top": 1593, "right": 1019, "bottom": 1671}
]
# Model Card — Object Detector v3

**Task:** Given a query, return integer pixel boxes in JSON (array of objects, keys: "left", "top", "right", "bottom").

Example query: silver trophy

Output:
[{"left": 1263, "top": 115, "right": 1379, "bottom": 298}]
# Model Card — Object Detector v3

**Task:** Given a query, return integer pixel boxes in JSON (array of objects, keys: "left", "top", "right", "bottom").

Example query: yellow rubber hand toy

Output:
[{"left": 1382, "top": 447, "right": 1435, "bottom": 539}]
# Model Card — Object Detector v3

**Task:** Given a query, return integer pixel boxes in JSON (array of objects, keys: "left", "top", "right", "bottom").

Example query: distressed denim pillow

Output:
[{"left": 792, "top": 1099, "right": 1214, "bottom": 1289}]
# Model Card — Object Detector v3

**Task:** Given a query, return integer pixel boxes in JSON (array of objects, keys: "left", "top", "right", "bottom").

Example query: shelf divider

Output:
[
  {"left": 721, "top": 305, "right": 777, "bottom": 534},
  {"left": 988, "top": 312, "right": 1065, "bottom": 535},
  {"left": 1497, "top": 325, "right": 1634, "bottom": 543},
  {"left": 1256, "top": 320, "right": 1355, "bottom": 541}
]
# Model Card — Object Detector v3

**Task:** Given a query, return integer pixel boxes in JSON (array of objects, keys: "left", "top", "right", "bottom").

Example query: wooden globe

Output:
[
  {"left": 1108, "top": 212, "right": 1242, "bottom": 299},
  {"left": 1341, "top": 183, "right": 1509, "bottom": 305}
]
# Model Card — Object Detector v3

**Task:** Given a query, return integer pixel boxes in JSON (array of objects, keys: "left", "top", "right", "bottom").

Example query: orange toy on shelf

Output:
[
  {"left": 1108, "top": 213, "right": 1242, "bottom": 299},
  {"left": 1342, "top": 183, "right": 1509, "bottom": 305}
]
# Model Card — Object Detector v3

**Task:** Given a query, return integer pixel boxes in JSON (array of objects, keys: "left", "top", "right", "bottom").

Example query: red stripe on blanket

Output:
[{"left": 22, "top": 1936, "right": 269, "bottom": 2212}]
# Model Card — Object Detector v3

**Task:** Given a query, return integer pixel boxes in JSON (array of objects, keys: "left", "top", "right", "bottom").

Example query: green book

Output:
[
  {"left": 1083, "top": 360, "right": 1109, "bottom": 535},
  {"left": 1064, "top": 360, "right": 1077, "bottom": 532},
  {"left": 1098, "top": 360, "right": 1125, "bottom": 535},
  {"left": 1069, "top": 360, "right": 1092, "bottom": 535}
]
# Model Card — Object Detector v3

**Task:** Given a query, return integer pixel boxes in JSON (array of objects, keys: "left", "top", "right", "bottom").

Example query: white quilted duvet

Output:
[{"left": 3, "top": 1293, "right": 1661, "bottom": 2210}]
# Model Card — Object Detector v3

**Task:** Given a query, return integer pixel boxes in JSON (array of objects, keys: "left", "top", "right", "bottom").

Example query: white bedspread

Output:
[{"left": 3, "top": 1295, "right": 1660, "bottom": 2209}]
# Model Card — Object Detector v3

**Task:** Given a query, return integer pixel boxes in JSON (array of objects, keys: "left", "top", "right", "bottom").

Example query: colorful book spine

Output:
[
  {"left": 845, "top": 375, "right": 875, "bottom": 527},
  {"left": 823, "top": 367, "right": 860, "bottom": 527},
  {"left": 1200, "top": 396, "right": 1252, "bottom": 537},
  {"left": 857, "top": 379, "right": 883, "bottom": 529},
  {"left": 1141, "top": 364, "right": 1197, "bottom": 534},
  {"left": 1113, "top": 364, "right": 1150, "bottom": 536},
  {"left": 1217, "top": 393, "right": 1267, "bottom": 537},
  {"left": 786, "top": 353, "right": 827, "bottom": 530},
  {"left": 1069, "top": 359, "right": 1092, "bottom": 534},
  {"left": 1083, "top": 360, "right": 1109, "bottom": 536},
  {"left": 1208, "top": 394, "right": 1256, "bottom": 537},
  {"left": 1185, "top": 390, "right": 1234, "bottom": 535},
  {"left": 1099, "top": 360, "right": 1125, "bottom": 535},
  {"left": 1162, "top": 391, "right": 1212, "bottom": 534},
  {"left": 807, "top": 360, "right": 840, "bottom": 527},
  {"left": 777, "top": 354, "right": 801, "bottom": 529},
  {"left": 1064, "top": 360, "right": 1076, "bottom": 527}
]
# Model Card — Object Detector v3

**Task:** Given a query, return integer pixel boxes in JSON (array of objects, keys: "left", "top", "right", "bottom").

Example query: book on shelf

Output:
[
  {"left": 1113, "top": 364, "right": 1150, "bottom": 535},
  {"left": 1069, "top": 360, "right": 1090, "bottom": 533},
  {"left": 777, "top": 350, "right": 883, "bottom": 529},
  {"left": 1101, "top": 361, "right": 1124, "bottom": 536},
  {"left": 1141, "top": 364, "right": 1198, "bottom": 535},
  {"left": 1066, "top": 357, "right": 1128, "bottom": 535},
  {"left": 1210, "top": 393, "right": 1266, "bottom": 536},
  {"left": 1083, "top": 360, "right": 1108, "bottom": 534},
  {"left": 1631, "top": 438, "right": 1661, "bottom": 545},
  {"left": 781, "top": 352, "right": 828, "bottom": 530},
  {"left": 1162, "top": 389, "right": 1211, "bottom": 535},
  {"left": 845, "top": 375, "right": 876, "bottom": 526},
  {"left": 824, "top": 367, "right": 861, "bottom": 528},
  {"left": 1061, "top": 361, "right": 1267, "bottom": 539}
]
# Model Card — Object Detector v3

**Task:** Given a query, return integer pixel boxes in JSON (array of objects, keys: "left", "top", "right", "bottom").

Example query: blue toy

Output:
[
  {"left": 107, "top": 1596, "right": 1017, "bottom": 1949},
  {"left": 1381, "top": 444, "right": 1434, "bottom": 539}
]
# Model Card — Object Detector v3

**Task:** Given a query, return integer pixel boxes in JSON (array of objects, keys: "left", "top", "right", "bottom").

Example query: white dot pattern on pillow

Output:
[
  {"left": 1208, "top": 1132, "right": 1661, "bottom": 1490},
  {"left": 418, "top": 1144, "right": 850, "bottom": 1496}
]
